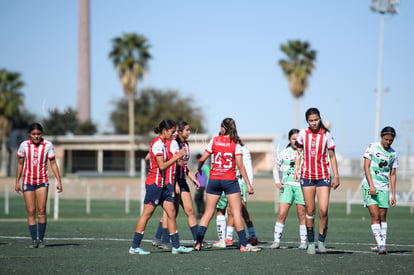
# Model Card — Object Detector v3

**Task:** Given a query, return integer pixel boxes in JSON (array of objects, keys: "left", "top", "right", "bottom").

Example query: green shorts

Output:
[
  {"left": 279, "top": 184, "right": 305, "bottom": 205},
  {"left": 362, "top": 187, "right": 389, "bottom": 208},
  {"left": 216, "top": 178, "right": 247, "bottom": 210}
]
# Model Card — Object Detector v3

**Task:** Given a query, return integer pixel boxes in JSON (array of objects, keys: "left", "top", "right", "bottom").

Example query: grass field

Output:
[{"left": 1, "top": 199, "right": 413, "bottom": 274}]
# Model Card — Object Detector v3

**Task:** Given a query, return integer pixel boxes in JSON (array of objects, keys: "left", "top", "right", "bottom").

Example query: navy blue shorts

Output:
[
  {"left": 300, "top": 178, "right": 331, "bottom": 187},
  {"left": 144, "top": 183, "right": 175, "bottom": 206},
  {"left": 176, "top": 178, "right": 190, "bottom": 193},
  {"left": 206, "top": 179, "right": 240, "bottom": 196},
  {"left": 23, "top": 183, "right": 48, "bottom": 193}
]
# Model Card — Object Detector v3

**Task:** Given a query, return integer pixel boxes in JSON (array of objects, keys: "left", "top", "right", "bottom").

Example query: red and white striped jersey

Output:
[
  {"left": 175, "top": 139, "right": 190, "bottom": 180},
  {"left": 296, "top": 128, "right": 335, "bottom": 180},
  {"left": 146, "top": 136, "right": 168, "bottom": 187},
  {"left": 17, "top": 139, "right": 56, "bottom": 185},
  {"left": 205, "top": 135, "right": 242, "bottom": 180},
  {"left": 165, "top": 139, "right": 179, "bottom": 184}
]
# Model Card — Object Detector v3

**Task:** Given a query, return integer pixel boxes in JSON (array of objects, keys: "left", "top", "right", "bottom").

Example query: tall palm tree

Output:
[
  {"left": 278, "top": 40, "right": 317, "bottom": 128},
  {"left": 109, "top": 33, "right": 151, "bottom": 176},
  {"left": 0, "top": 69, "right": 24, "bottom": 177}
]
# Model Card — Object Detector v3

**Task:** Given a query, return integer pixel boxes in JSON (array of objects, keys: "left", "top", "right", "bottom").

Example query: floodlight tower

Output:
[{"left": 370, "top": 0, "right": 399, "bottom": 141}]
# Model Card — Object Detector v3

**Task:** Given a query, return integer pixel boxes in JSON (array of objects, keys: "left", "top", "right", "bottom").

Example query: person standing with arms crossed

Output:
[
  {"left": 272, "top": 128, "right": 307, "bottom": 249},
  {"left": 294, "top": 108, "right": 340, "bottom": 254},
  {"left": 194, "top": 118, "right": 260, "bottom": 252},
  {"left": 362, "top": 126, "right": 398, "bottom": 255},
  {"left": 15, "top": 123, "right": 63, "bottom": 248}
]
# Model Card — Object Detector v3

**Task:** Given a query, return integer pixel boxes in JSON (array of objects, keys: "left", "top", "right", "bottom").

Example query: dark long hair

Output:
[
  {"left": 221, "top": 118, "right": 243, "bottom": 145},
  {"left": 305, "top": 107, "right": 330, "bottom": 133},
  {"left": 286, "top": 128, "right": 299, "bottom": 148},
  {"left": 154, "top": 119, "right": 177, "bottom": 134}
]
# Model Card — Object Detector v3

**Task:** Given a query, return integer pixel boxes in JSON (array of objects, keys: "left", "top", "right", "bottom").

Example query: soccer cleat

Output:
[
  {"left": 318, "top": 241, "right": 327, "bottom": 253},
  {"left": 270, "top": 241, "right": 280, "bottom": 249},
  {"left": 201, "top": 241, "right": 211, "bottom": 249},
  {"left": 194, "top": 242, "right": 201, "bottom": 251},
  {"left": 298, "top": 242, "right": 307, "bottom": 249},
  {"left": 307, "top": 242, "right": 316, "bottom": 255},
  {"left": 129, "top": 247, "right": 150, "bottom": 255},
  {"left": 152, "top": 238, "right": 162, "bottom": 247},
  {"left": 172, "top": 246, "right": 193, "bottom": 254},
  {"left": 38, "top": 240, "right": 46, "bottom": 248},
  {"left": 213, "top": 240, "right": 226, "bottom": 248},
  {"left": 240, "top": 243, "right": 261, "bottom": 252},
  {"left": 377, "top": 246, "right": 388, "bottom": 255},
  {"left": 160, "top": 242, "right": 172, "bottom": 250},
  {"left": 370, "top": 246, "right": 378, "bottom": 252},
  {"left": 29, "top": 240, "right": 38, "bottom": 249},
  {"left": 225, "top": 238, "right": 233, "bottom": 246},
  {"left": 248, "top": 237, "right": 258, "bottom": 246}
]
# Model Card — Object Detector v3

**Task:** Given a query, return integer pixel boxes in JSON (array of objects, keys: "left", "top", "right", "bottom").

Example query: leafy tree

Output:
[
  {"left": 110, "top": 88, "right": 205, "bottom": 134},
  {"left": 278, "top": 40, "right": 317, "bottom": 128},
  {"left": 0, "top": 69, "right": 24, "bottom": 176},
  {"left": 43, "top": 107, "right": 97, "bottom": 135},
  {"left": 109, "top": 33, "right": 151, "bottom": 176}
]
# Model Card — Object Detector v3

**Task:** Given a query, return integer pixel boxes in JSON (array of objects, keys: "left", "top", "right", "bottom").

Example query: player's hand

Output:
[
  {"left": 193, "top": 180, "right": 200, "bottom": 190},
  {"left": 390, "top": 196, "right": 396, "bottom": 207},
  {"left": 56, "top": 181, "right": 63, "bottom": 193},
  {"left": 247, "top": 184, "right": 254, "bottom": 195},
  {"left": 275, "top": 182, "right": 284, "bottom": 189},
  {"left": 15, "top": 183, "right": 22, "bottom": 194},
  {"left": 369, "top": 185, "right": 377, "bottom": 196},
  {"left": 294, "top": 170, "right": 300, "bottom": 182},
  {"left": 331, "top": 177, "right": 340, "bottom": 190}
]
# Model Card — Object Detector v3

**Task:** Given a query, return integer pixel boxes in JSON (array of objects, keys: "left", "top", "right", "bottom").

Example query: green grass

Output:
[{"left": 1, "top": 199, "right": 413, "bottom": 274}]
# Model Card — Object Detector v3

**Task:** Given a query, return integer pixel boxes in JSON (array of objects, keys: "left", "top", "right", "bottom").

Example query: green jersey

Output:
[{"left": 362, "top": 142, "right": 398, "bottom": 191}]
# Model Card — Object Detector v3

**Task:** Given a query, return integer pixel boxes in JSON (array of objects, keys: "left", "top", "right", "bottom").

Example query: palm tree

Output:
[
  {"left": 0, "top": 69, "right": 24, "bottom": 177},
  {"left": 278, "top": 40, "right": 317, "bottom": 128},
  {"left": 109, "top": 33, "right": 151, "bottom": 176}
]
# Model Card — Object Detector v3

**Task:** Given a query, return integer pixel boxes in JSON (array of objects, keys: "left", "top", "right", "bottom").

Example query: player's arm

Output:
[
  {"left": 389, "top": 168, "right": 397, "bottom": 207},
  {"left": 236, "top": 155, "right": 253, "bottom": 194},
  {"left": 50, "top": 158, "right": 63, "bottom": 193},
  {"left": 363, "top": 158, "right": 376, "bottom": 195},
  {"left": 294, "top": 148, "right": 302, "bottom": 182},
  {"left": 156, "top": 148, "right": 186, "bottom": 171},
  {"left": 15, "top": 158, "right": 24, "bottom": 194},
  {"left": 328, "top": 149, "right": 340, "bottom": 190}
]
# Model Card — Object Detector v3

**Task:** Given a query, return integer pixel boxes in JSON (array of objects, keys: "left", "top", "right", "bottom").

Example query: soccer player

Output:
[
  {"left": 362, "top": 126, "right": 398, "bottom": 255},
  {"left": 173, "top": 121, "right": 205, "bottom": 247},
  {"left": 129, "top": 120, "right": 192, "bottom": 255},
  {"left": 152, "top": 125, "right": 179, "bottom": 249},
  {"left": 15, "top": 123, "right": 63, "bottom": 248},
  {"left": 213, "top": 144, "right": 258, "bottom": 248},
  {"left": 294, "top": 108, "right": 340, "bottom": 254},
  {"left": 194, "top": 118, "right": 260, "bottom": 252},
  {"left": 271, "top": 129, "right": 307, "bottom": 249}
]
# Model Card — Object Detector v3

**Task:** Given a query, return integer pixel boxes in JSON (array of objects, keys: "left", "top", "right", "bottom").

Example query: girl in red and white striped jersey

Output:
[
  {"left": 294, "top": 108, "right": 340, "bottom": 254},
  {"left": 15, "top": 123, "right": 63, "bottom": 248}
]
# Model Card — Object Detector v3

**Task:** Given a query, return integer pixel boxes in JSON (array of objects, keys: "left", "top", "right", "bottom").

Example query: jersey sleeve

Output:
[
  {"left": 205, "top": 138, "right": 214, "bottom": 154},
  {"left": 170, "top": 140, "right": 180, "bottom": 154},
  {"left": 363, "top": 143, "right": 375, "bottom": 160},
  {"left": 17, "top": 142, "right": 26, "bottom": 158},
  {"left": 152, "top": 140, "right": 165, "bottom": 156},
  {"left": 326, "top": 132, "right": 336, "bottom": 150},
  {"left": 242, "top": 146, "right": 254, "bottom": 184},
  {"left": 235, "top": 143, "right": 242, "bottom": 156},
  {"left": 273, "top": 149, "right": 284, "bottom": 183},
  {"left": 46, "top": 141, "right": 56, "bottom": 159},
  {"left": 296, "top": 129, "right": 305, "bottom": 147}
]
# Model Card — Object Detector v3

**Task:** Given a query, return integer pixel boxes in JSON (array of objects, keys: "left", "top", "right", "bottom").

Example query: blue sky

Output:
[{"left": 1, "top": 0, "right": 413, "bottom": 158}]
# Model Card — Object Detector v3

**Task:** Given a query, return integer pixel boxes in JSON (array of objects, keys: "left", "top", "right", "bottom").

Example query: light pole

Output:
[{"left": 370, "top": 0, "right": 399, "bottom": 141}]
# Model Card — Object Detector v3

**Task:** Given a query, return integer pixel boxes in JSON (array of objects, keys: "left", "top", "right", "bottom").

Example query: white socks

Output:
[
  {"left": 274, "top": 222, "right": 284, "bottom": 242},
  {"left": 216, "top": 215, "right": 226, "bottom": 241}
]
